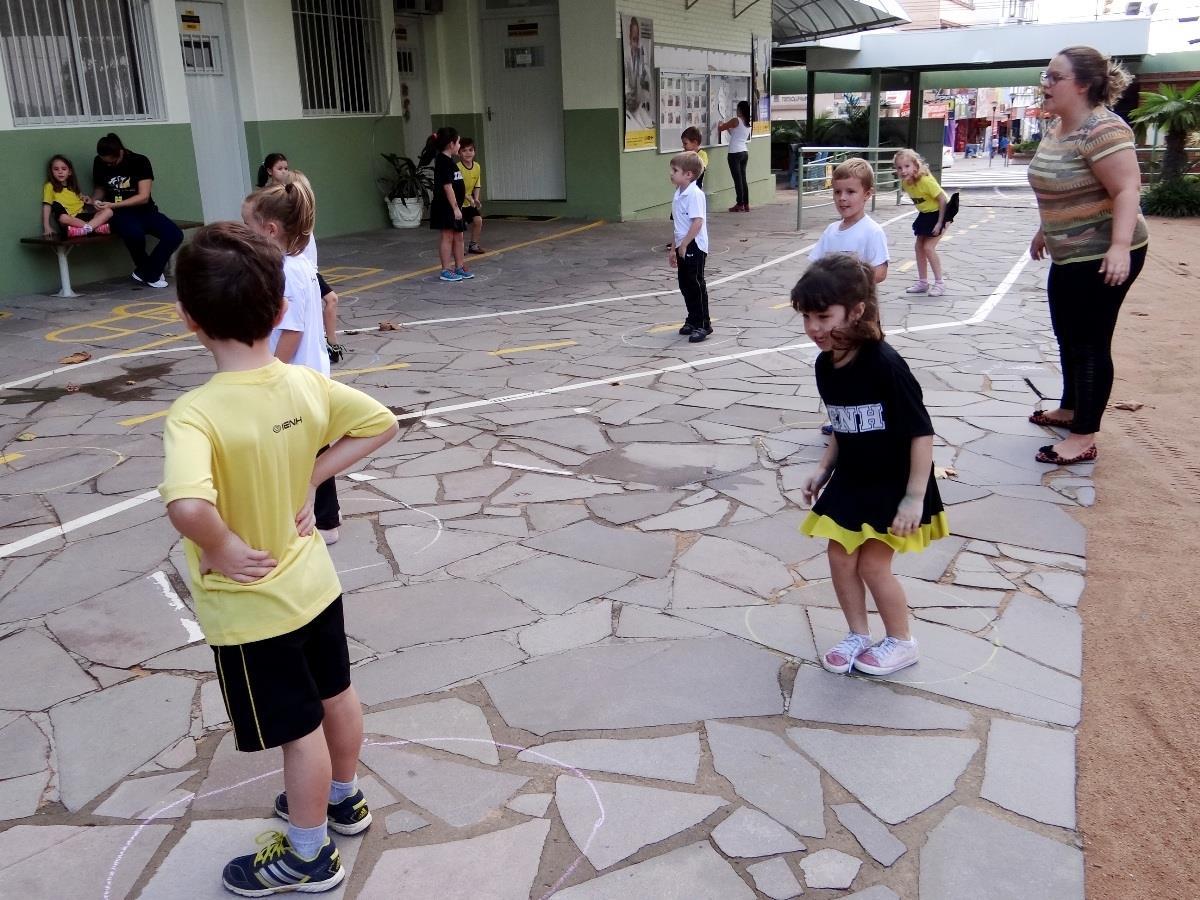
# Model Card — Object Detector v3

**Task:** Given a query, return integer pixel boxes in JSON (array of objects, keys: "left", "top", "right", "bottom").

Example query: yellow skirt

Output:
[{"left": 801, "top": 510, "right": 950, "bottom": 555}]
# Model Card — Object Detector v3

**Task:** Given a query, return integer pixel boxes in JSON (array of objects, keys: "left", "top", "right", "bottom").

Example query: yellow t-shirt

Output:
[
  {"left": 458, "top": 161, "right": 482, "bottom": 207},
  {"left": 42, "top": 182, "right": 84, "bottom": 217},
  {"left": 901, "top": 173, "right": 945, "bottom": 213},
  {"left": 696, "top": 149, "right": 709, "bottom": 170},
  {"left": 159, "top": 360, "right": 395, "bottom": 646}
]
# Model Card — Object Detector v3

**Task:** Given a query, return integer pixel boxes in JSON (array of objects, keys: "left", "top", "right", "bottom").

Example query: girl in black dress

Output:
[
  {"left": 420, "top": 128, "right": 473, "bottom": 282},
  {"left": 793, "top": 255, "right": 949, "bottom": 677}
]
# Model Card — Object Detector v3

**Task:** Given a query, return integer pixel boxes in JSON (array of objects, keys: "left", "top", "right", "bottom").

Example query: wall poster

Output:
[
  {"left": 621, "top": 14, "right": 656, "bottom": 150},
  {"left": 708, "top": 74, "right": 750, "bottom": 146},
  {"left": 751, "top": 34, "right": 771, "bottom": 137},
  {"left": 657, "top": 71, "right": 708, "bottom": 152}
]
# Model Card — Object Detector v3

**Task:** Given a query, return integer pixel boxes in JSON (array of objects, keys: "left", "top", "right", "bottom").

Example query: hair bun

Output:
[{"left": 1104, "top": 59, "right": 1132, "bottom": 106}]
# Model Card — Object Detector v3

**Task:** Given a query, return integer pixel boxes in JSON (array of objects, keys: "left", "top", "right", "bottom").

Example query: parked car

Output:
[{"left": 942, "top": 146, "right": 955, "bottom": 168}]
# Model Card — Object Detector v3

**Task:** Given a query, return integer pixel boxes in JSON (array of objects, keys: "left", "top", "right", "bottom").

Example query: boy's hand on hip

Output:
[
  {"left": 199, "top": 533, "right": 277, "bottom": 583},
  {"left": 295, "top": 485, "right": 317, "bottom": 537}
]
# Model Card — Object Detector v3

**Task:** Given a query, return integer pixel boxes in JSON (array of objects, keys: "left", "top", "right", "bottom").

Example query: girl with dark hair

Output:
[
  {"left": 793, "top": 254, "right": 948, "bottom": 677},
  {"left": 257, "top": 152, "right": 290, "bottom": 188},
  {"left": 41, "top": 155, "right": 112, "bottom": 238},
  {"left": 718, "top": 99, "right": 753, "bottom": 211},
  {"left": 92, "top": 132, "right": 183, "bottom": 288},
  {"left": 424, "top": 127, "right": 472, "bottom": 282},
  {"left": 1027, "top": 46, "right": 1148, "bottom": 465}
]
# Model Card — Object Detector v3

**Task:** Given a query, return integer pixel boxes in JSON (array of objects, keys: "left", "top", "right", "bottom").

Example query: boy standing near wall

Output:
[
  {"left": 668, "top": 152, "right": 711, "bottom": 344},
  {"left": 158, "top": 222, "right": 398, "bottom": 896},
  {"left": 458, "top": 138, "right": 485, "bottom": 254}
]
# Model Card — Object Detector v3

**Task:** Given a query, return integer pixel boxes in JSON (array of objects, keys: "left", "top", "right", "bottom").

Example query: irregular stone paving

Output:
[{"left": 0, "top": 189, "right": 1090, "bottom": 897}]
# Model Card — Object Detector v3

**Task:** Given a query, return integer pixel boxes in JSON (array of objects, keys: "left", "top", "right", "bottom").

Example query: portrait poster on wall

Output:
[
  {"left": 751, "top": 34, "right": 771, "bottom": 136},
  {"left": 621, "top": 14, "right": 656, "bottom": 150},
  {"left": 708, "top": 74, "right": 750, "bottom": 146}
]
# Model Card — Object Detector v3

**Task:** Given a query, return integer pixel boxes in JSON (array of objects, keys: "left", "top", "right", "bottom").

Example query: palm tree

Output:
[{"left": 1130, "top": 81, "right": 1200, "bottom": 183}]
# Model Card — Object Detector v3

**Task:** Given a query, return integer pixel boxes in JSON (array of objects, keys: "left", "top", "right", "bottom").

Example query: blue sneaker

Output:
[
  {"left": 455, "top": 267, "right": 475, "bottom": 279},
  {"left": 439, "top": 269, "right": 463, "bottom": 282},
  {"left": 274, "top": 789, "right": 373, "bottom": 835},
  {"left": 221, "top": 830, "right": 343, "bottom": 896}
]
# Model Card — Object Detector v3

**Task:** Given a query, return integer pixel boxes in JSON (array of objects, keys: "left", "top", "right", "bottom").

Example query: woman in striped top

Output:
[{"left": 1026, "top": 46, "right": 1148, "bottom": 466}]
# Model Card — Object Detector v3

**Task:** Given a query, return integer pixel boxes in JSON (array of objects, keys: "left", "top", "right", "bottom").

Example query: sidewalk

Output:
[{"left": 0, "top": 188, "right": 1087, "bottom": 899}]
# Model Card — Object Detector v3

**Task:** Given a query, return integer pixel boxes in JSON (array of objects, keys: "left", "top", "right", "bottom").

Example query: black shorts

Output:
[
  {"left": 913, "top": 211, "right": 944, "bottom": 236},
  {"left": 316, "top": 271, "right": 332, "bottom": 297},
  {"left": 462, "top": 206, "right": 480, "bottom": 223},
  {"left": 429, "top": 200, "right": 465, "bottom": 231},
  {"left": 212, "top": 596, "right": 350, "bottom": 752},
  {"left": 50, "top": 202, "right": 93, "bottom": 236}
]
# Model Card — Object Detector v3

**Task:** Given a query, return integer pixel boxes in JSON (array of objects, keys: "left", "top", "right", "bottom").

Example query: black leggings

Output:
[
  {"left": 727, "top": 151, "right": 749, "bottom": 206},
  {"left": 1046, "top": 245, "right": 1147, "bottom": 435}
]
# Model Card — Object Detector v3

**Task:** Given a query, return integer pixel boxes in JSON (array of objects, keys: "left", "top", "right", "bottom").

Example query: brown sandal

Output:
[
  {"left": 1029, "top": 410, "right": 1074, "bottom": 428},
  {"left": 1036, "top": 444, "right": 1097, "bottom": 465}
]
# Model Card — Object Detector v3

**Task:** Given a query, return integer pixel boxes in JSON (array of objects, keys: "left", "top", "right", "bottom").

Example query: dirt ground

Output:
[{"left": 1076, "top": 216, "right": 1200, "bottom": 899}]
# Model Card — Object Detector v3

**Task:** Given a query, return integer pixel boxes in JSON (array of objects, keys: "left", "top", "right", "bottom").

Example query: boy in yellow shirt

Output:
[
  {"left": 681, "top": 127, "right": 708, "bottom": 190},
  {"left": 457, "top": 137, "right": 485, "bottom": 254},
  {"left": 158, "top": 222, "right": 397, "bottom": 896}
]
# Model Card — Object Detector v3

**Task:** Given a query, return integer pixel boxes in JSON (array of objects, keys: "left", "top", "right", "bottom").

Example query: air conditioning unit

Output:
[{"left": 394, "top": 0, "right": 443, "bottom": 14}]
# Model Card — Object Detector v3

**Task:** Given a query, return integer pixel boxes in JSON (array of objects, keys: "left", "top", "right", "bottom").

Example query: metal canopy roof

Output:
[{"left": 774, "top": 0, "right": 910, "bottom": 45}]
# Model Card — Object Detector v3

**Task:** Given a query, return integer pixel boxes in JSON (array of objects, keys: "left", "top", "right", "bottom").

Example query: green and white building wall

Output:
[{"left": 1, "top": 0, "right": 771, "bottom": 298}]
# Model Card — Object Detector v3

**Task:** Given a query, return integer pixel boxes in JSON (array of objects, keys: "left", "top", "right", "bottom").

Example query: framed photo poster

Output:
[{"left": 622, "top": 14, "right": 656, "bottom": 150}]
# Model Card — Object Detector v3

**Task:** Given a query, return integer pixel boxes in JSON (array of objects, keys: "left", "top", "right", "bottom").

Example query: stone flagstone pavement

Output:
[{"left": 0, "top": 184, "right": 1086, "bottom": 897}]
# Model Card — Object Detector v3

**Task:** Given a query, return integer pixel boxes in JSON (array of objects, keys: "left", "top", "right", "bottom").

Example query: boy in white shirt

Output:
[
  {"left": 668, "top": 152, "right": 711, "bottom": 344},
  {"left": 810, "top": 157, "right": 889, "bottom": 284}
]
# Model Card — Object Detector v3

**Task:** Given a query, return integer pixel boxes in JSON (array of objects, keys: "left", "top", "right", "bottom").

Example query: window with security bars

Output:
[
  {"left": 0, "top": 0, "right": 163, "bottom": 125},
  {"left": 292, "top": 0, "right": 385, "bottom": 116}
]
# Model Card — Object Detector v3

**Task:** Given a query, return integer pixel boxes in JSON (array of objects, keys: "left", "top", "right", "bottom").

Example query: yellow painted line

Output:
[
  {"left": 0, "top": 311, "right": 11, "bottom": 319},
  {"left": 770, "top": 302, "right": 791, "bottom": 310},
  {"left": 352, "top": 220, "right": 606, "bottom": 292},
  {"left": 46, "top": 301, "right": 179, "bottom": 344},
  {"left": 319, "top": 266, "right": 383, "bottom": 285},
  {"left": 331, "top": 363, "right": 411, "bottom": 377},
  {"left": 490, "top": 339, "right": 577, "bottom": 356},
  {"left": 121, "top": 332, "right": 195, "bottom": 353},
  {"left": 940, "top": 235, "right": 953, "bottom": 243},
  {"left": 120, "top": 410, "right": 170, "bottom": 427},
  {"left": 968, "top": 224, "right": 979, "bottom": 229},
  {"left": 899, "top": 260, "right": 916, "bottom": 272},
  {"left": 0, "top": 452, "right": 24, "bottom": 465},
  {"left": 648, "top": 321, "right": 686, "bottom": 333}
]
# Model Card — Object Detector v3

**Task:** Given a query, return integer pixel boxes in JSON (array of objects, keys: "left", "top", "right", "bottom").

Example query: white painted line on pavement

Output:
[
  {"left": 494, "top": 461, "right": 574, "bottom": 476},
  {"left": 0, "top": 241, "right": 1031, "bottom": 562},
  {"left": 149, "top": 570, "right": 203, "bottom": 643}
]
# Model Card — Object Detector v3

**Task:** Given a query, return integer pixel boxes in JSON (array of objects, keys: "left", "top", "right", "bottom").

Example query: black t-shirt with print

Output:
[
  {"left": 433, "top": 153, "right": 465, "bottom": 208},
  {"left": 813, "top": 340, "right": 942, "bottom": 532},
  {"left": 92, "top": 150, "right": 158, "bottom": 213}
]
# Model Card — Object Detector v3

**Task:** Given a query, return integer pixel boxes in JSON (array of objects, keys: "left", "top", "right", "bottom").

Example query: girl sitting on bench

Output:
[{"left": 41, "top": 155, "right": 112, "bottom": 239}]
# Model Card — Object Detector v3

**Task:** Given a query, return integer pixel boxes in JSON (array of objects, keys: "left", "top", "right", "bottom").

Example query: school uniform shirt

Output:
[
  {"left": 159, "top": 360, "right": 395, "bottom": 645},
  {"left": 807, "top": 341, "right": 946, "bottom": 551},
  {"left": 672, "top": 181, "right": 708, "bottom": 253},
  {"left": 270, "top": 254, "right": 329, "bottom": 376},
  {"left": 1027, "top": 108, "right": 1149, "bottom": 264},
  {"left": 301, "top": 232, "right": 318, "bottom": 269},
  {"left": 728, "top": 120, "right": 752, "bottom": 153},
  {"left": 92, "top": 150, "right": 158, "bottom": 212},
  {"left": 695, "top": 149, "right": 709, "bottom": 170},
  {"left": 810, "top": 215, "right": 889, "bottom": 267},
  {"left": 458, "top": 160, "right": 482, "bottom": 207},
  {"left": 901, "top": 174, "right": 945, "bottom": 213},
  {"left": 42, "top": 182, "right": 84, "bottom": 216}
]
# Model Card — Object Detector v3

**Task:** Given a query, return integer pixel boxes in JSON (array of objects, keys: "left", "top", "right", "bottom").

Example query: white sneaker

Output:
[
  {"left": 132, "top": 272, "right": 169, "bottom": 289},
  {"left": 821, "top": 632, "right": 874, "bottom": 674},
  {"left": 853, "top": 636, "right": 920, "bottom": 676},
  {"left": 905, "top": 280, "right": 929, "bottom": 294},
  {"left": 318, "top": 527, "right": 339, "bottom": 545},
  {"left": 928, "top": 281, "right": 946, "bottom": 297}
]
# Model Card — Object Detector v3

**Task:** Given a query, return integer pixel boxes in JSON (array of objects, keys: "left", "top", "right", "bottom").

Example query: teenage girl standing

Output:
[
  {"left": 718, "top": 100, "right": 753, "bottom": 212},
  {"left": 420, "top": 128, "right": 473, "bottom": 283},
  {"left": 794, "top": 255, "right": 949, "bottom": 677}
]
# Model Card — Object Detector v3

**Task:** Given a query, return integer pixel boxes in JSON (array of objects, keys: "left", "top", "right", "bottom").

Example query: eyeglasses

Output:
[{"left": 1039, "top": 70, "right": 1072, "bottom": 87}]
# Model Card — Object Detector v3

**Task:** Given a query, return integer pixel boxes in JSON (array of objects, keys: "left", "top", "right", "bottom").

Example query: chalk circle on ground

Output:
[
  {"left": 0, "top": 445, "right": 125, "bottom": 495},
  {"left": 619, "top": 320, "right": 743, "bottom": 350}
]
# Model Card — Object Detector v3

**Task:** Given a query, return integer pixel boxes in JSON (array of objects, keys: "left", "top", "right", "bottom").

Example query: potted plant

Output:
[{"left": 379, "top": 152, "right": 432, "bottom": 228}]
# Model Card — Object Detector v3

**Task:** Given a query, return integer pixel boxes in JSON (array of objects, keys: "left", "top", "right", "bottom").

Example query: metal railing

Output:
[
  {"left": 792, "top": 145, "right": 906, "bottom": 231},
  {"left": 1135, "top": 146, "right": 1200, "bottom": 185}
]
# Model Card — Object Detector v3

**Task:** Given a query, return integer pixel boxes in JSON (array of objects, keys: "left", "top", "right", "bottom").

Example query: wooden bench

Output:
[{"left": 20, "top": 219, "right": 204, "bottom": 298}]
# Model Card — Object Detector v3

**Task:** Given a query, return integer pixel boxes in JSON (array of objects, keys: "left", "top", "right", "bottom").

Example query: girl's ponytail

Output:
[
  {"left": 244, "top": 171, "right": 316, "bottom": 257},
  {"left": 417, "top": 132, "right": 438, "bottom": 168}
]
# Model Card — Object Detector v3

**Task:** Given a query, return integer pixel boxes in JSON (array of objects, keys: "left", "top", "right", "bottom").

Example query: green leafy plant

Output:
[
  {"left": 1014, "top": 139, "right": 1040, "bottom": 154},
  {"left": 1140, "top": 175, "right": 1200, "bottom": 217},
  {"left": 1130, "top": 81, "right": 1200, "bottom": 183},
  {"left": 378, "top": 153, "right": 432, "bottom": 207}
]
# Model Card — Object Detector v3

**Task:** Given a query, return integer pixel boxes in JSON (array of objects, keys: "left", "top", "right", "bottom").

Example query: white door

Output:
[
  {"left": 177, "top": 1, "right": 250, "bottom": 221},
  {"left": 481, "top": 12, "right": 565, "bottom": 200},
  {"left": 394, "top": 17, "right": 431, "bottom": 162}
]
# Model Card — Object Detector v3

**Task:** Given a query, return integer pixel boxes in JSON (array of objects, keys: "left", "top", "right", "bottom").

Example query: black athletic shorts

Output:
[
  {"left": 462, "top": 206, "right": 480, "bottom": 223},
  {"left": 212, "top": 596, "right": 350, "bottom": 752},
  {"left": 316, "top": 271, "right": 332, "bottom": 297}
]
